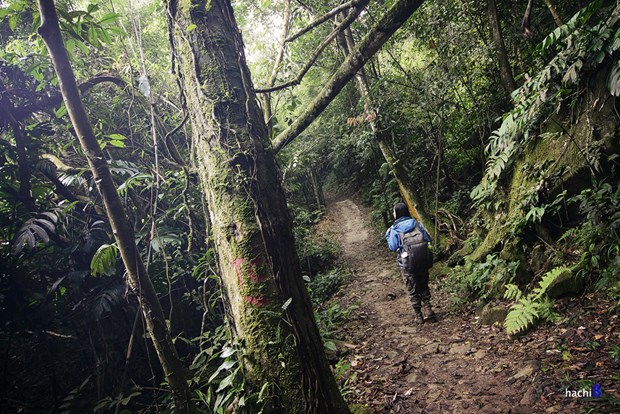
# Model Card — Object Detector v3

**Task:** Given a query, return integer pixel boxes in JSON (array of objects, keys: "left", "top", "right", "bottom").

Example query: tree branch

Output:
[
  {"left": 256, "top": 2, "right": 366, "bottom": 94},
  {"left": 9, "top": 73, "right": 125, "bottom": 122},
  {"left": 272, "top": 0, "right": 426, "bottom": 153},
  {"left": 285, "top": 0, "right": 361, "bottom": 43},
  {"left": 262, "top": 0, "right": 292, "bottom": 135},
  {"left": 543, "top": 0, "right": 563, "bottom": 27}
]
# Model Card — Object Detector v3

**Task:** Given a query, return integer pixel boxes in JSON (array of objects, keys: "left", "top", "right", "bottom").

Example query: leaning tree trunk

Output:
[
  {"left": 271, "top": 0, "right": 426, "bottom": 153},
  {"left": 37, "top": 2, "right": 195, "bottom": 412},
  {"left": 544, "top": 0, "right": 563, "bottom": 27},
  {"left": 341, "top": 28, "right": 435, "bottom": 239},
  {"left": 166, "top": 0, "right": 350, "bottom": 413},
  {"left": 487, "top": 0, "right": 518, "bottom": 94}
]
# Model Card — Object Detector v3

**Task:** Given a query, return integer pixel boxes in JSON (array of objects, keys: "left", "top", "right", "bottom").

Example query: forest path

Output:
[{"left": 323, "top": 196, "right": 547, "bottom": 414}]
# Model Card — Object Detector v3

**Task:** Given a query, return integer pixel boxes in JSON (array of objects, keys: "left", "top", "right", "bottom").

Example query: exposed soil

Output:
[{"left": 320, "top": 196, "right": 619, "bottom": 414}]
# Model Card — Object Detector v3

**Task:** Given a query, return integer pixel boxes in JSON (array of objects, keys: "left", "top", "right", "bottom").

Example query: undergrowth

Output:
[
  {"left": 438, "top": 254, "right": 519, "bottom": 309},
  {"left": 503, "top": 266, "right": 567, "bottom": 335}
]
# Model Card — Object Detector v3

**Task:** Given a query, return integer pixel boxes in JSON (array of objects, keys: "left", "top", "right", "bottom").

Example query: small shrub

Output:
[
  {"left": 299, "top": 235, "right": 341, "bottom": 276},
  {"left": 316, "top": 301, "right": 359, "bottom": 339},
  {"left": 438, "top": 254, "right": 518, "bottom": 306},
  {"left": 307, "top": 269, "right": 344, "bottom": 305}
]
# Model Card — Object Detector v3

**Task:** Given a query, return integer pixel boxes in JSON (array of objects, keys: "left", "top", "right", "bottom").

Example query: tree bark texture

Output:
[
  {"left": 341, "top": 28, "right": 435, "bottom": 239},
  {"left": 166, "top": 1, "right": 349, "bottom": 412},
  {"left": 544, "top": 0, "right": 563, "bottom": 27},
  {"left": 272, "top": 0, "right": 426, "bottom": 153},
  {"left": 36, "top": 2, "right": 195, "bottom": 412},
  {"left": 487, "top": 0, "right": 518, "bottom": 94}
]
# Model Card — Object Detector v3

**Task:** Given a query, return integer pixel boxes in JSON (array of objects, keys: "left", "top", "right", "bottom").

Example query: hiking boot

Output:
[
  {"left": 423, "top": 303, "right": 438, "bottom": 323},
  {"left": 414, "top": 310, "right": 424, "bottom": 324}
]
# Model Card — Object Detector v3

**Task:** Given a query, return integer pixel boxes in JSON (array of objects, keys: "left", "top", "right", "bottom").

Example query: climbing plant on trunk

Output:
[{"left": 166, "top": 0, "right": 349, "bottom": 412}]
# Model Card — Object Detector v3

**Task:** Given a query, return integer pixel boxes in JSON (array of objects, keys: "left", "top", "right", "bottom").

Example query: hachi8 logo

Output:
[{"left": 564, "top": 384, "right": 602, "bottom": 398}]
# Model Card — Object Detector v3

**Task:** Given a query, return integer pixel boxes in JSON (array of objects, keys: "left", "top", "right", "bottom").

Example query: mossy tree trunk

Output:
[{"left": 166, "top": 1, "right": 350, "bottom": 412}]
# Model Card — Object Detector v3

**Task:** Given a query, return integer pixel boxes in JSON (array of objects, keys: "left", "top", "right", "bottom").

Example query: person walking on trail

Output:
[{"left": 385, "top": 202, "right": 437, "bottom": 324}]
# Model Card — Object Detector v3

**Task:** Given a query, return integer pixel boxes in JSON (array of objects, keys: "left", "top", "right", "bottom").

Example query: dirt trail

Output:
[{"left": 325, "top": 197, "right": 549, "bottom": 414}]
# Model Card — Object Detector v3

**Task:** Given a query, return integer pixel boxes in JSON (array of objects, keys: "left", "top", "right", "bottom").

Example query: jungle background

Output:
[{"left": 0, "top": 0, "right": 619, "bottom": 412}]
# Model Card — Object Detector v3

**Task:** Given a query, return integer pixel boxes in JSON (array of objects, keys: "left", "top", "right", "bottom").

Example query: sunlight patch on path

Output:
[{"left": 335, "top": 199, "right": 370, "bottom": 248}]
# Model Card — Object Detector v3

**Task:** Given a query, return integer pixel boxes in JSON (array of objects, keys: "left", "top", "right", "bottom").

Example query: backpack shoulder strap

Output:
[{"left": 396, "top": 231, "right": 405, "bottom": 250}]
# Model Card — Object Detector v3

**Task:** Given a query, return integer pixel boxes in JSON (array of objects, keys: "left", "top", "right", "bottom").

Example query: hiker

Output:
[{"left": 385, "top": 202, "right": 436, "bottom": 324}]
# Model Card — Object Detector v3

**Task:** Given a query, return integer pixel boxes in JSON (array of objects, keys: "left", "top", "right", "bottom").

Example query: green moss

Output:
[
  {"left": 471, "top": 74, "right": 619, "bottom": 269},
  {"left": 473, "top": 125, "right": 586, "bottom": 262},
  {"left": 429, "top": 262, "right": 450, "bottom": 281},
  {"left": 470, "top": 225, "right": 506, "bottom": 262},
  {"left": 350, "top": 404, "right": 374, "bottom": 414}
]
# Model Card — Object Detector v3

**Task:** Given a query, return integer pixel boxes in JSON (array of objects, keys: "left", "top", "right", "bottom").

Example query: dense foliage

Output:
[{"left": 1, "top": 0, "right": 619, "bottom": 412}]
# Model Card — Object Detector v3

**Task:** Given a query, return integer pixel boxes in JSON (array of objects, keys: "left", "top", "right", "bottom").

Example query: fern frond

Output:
[
  {"left": 537, "top": 296, "right": 559, "bottom": 322},
  {"left": 504, "top": 297, "right": 539, "bottom": 335},
  {"left": 504, "top": 284, "right": 523, "bottom": 301},
  {"left": 534, "top": 266, "right": 569, "bottom": 298}
]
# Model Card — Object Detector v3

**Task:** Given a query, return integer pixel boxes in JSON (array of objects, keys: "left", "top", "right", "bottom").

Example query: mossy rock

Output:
[
  {"left": 470, "top": 227, "right": 502, "bottom": 262},
  {"left": 447, "top": 251, "right": 465, "bottom": 267},
  {"left": 350, "top": 404, "right": 374, "bottom": 414},
  {"left": 499, "top": 239, "right": 523, "bottom": 262},
  {"left": 498, "top": 239, "right": 533, "bottom": 284},
  {"left": 547, "top": 269, "right": 584, "bottom": 298},
  {"left": 529, "top": 244, "right": 549, "bottom": 275},
  {"left": 324, "top": 339, "right": 350, "bottom": 364},
  {"left": 477, "top": 303, "right": 508, "bottom": 325},
  {"left": 456, "top": 238, "right": 476, "bottom": 257},
  {"left": 450, "top": 236, "right": 479, "bottom": 266},
  {"left": 429, "top": 262, "right": 450, "bottom": 281}
]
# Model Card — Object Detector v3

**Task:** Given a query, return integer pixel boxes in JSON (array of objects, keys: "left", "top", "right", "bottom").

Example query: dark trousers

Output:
[{"left": 400, "top": 267, "right": 431, "bottom": 310}]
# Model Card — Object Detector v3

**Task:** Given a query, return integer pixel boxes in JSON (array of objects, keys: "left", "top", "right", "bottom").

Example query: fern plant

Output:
[
  {"left": 503, "top": 266, "right": 568, "bottom": 335},
  {"left": 471, "top": 1, "right": 619, "bottom": 207},
  {"left": 14, "top": 212, "right": 58, "bottom": 253}
]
